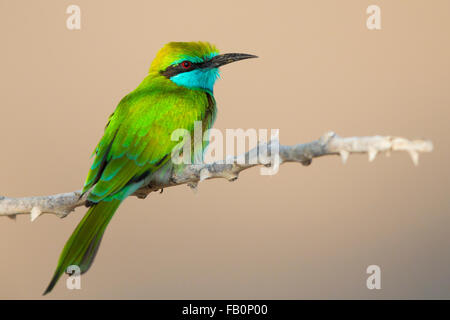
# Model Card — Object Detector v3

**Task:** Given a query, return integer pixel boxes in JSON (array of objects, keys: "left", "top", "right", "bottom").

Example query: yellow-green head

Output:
[{"left": 150, "top": 41, "right": 257, "bottom": 93}]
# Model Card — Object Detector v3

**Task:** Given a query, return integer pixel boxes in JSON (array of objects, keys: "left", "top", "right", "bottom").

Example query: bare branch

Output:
[{"left": 0, "top": 132, "right": 433, "bottom": 220}]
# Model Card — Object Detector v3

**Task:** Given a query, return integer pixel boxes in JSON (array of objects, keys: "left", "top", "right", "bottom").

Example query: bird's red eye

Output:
[{"left": 181, "top": 61, "right": 192, "bottom": 69}]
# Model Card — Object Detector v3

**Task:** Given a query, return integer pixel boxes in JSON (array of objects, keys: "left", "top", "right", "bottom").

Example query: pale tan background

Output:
[{"left": 0, "top": 0, "right": 449, "bottom": 299}]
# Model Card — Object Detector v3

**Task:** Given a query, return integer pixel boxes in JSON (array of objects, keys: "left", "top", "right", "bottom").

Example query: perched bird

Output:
[{"left": 44, "top": 41, "right": 256, "bottom": 294}]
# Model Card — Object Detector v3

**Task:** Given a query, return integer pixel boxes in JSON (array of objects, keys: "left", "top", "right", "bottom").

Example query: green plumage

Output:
[
  {"left": 44, "top": 41, "right": 255, "bottom": 294},
  {"left": 84, "top": 79, "right": 215, "bottom": 202},
  {"left": 44, "top": 200, "right": 120, "bottom": 294}
]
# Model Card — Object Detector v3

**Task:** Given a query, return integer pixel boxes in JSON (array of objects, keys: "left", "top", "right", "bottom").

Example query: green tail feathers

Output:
[{"left": 43, "top": 200, "right": 121, "bottom": 295}]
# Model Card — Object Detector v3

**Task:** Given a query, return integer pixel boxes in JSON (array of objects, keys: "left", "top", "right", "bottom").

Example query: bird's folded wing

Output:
[{"left": 82, "top": 92, "right": 205, "bottom": 202}]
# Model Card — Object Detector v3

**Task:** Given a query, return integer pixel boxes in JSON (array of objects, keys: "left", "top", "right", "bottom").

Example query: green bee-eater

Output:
[{"left": 44, "top": 41, "right": 256, "bottom": 294}]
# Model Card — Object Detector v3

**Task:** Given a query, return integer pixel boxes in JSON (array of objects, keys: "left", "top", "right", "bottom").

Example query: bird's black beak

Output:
[{"left": 202, "top": 53, "right": 258, "bottom": 69}]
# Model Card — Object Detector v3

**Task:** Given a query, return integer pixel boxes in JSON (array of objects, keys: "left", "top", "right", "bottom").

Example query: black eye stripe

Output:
[{"left": 160, "top": 61, "right": 199, "bottom": 78}]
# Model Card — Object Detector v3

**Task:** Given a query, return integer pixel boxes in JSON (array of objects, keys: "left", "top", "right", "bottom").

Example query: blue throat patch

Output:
[
  {"left": 169, "top": 53, "right": 220, "bottom": 92},
  {"left": 170, "top": 68, "right": 220, "bottom": 93}
]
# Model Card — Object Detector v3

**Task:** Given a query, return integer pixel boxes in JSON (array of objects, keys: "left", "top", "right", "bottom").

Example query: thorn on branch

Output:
[
  {"left": 340, "top": 150, "right": 349, "bottom": 164},
  {"left": 408, "top": 150, "right": 419, "bottom": 166},
  {"left": 368, "top": 148, "right": 378, "bottom": 162},
  {"left": 319, "top": 131, "right": 337, "bottom": 145},
  {"left": 199, "top": 168, "right": 211, "bottom": 182},
  {"left": 30, "top": 207, "right": 42, "bottom": 222}
]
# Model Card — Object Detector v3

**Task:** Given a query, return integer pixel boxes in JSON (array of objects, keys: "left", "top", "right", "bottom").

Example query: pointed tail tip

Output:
[
  {"left": 43, "top": 275, "right": 59, "bottom": 296},
  {"left": 43, "top": 284, "right": 53, "bottom": 296},
  {"left": 43, "top": 284, "right": 54, "bottom": 296},
  {"left": 42, "top": 287, "right": 52, "bottom": 296}
]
